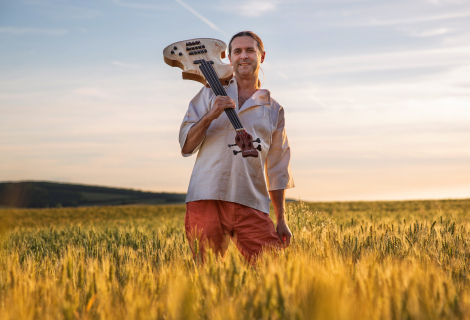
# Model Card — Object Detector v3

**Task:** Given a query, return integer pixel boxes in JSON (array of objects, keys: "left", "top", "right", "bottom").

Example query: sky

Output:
[{"left": 1, "top": 0, "right": 469, "bottom": 201}]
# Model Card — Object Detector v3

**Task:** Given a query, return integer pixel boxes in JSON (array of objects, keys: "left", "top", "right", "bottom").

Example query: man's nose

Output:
[{"left": 240, "top": 50, "right": 249, "bottom": 59}]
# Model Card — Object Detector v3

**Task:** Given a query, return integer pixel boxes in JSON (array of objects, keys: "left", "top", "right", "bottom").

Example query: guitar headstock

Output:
[
  {"left": 163, "top": 38, "right": 233, "bottom": 87},
  {"left": 231, "top": 130, "right": 261, "bottom": 158}
]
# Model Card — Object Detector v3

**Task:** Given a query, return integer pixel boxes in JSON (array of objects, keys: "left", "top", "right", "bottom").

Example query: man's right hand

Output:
[
  {"left": 182, "top": 96, "right": 236, "bottom": 154},
  {"left": 207, "top": 96, "right": 236, "bottom": 121}
]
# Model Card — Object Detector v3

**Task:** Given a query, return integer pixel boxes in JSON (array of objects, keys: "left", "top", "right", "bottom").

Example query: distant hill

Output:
[{"left": 0, "top": 181, "right": 186, "bottom": 208}]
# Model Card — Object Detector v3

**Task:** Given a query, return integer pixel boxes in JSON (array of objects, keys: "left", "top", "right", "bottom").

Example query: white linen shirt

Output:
[{"left": 179, "top": 78, "right": 294, "bottom": 214}]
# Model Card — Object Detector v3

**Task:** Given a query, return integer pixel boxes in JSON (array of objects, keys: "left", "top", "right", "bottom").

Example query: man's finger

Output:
[
  {"left": 278, "top": 232, "right": 286, "bottom": 248},
  {"left": 284, "top": 233, "right": 291, "bottom": 247}
]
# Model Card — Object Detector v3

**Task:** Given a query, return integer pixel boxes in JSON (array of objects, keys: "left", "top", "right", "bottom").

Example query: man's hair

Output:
[{"left": 228, "top": 31, "right": 264, "bottom": 56}]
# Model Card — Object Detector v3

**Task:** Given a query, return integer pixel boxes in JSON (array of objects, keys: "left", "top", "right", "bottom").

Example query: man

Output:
[{"left": 179, "top": 31, "right": 294, "bottom": 263}]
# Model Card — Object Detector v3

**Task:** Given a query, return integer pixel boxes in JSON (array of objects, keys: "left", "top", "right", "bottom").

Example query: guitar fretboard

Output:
[{"left": 198, "top": 60, "right": 243, "bottom": 130}]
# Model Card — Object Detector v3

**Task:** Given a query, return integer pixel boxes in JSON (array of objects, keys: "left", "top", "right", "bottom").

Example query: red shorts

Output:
[{"left": 185, "top": 200, "right": 282, "bottom": 263}]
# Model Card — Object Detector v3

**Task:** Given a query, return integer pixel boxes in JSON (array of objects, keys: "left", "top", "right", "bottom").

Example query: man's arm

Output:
[
  {"left": 269, "top": 189, "right": 292, "bottom": 248},
  {"left": 182, "top": 96, "right": 236, "bottom": 154},
  {"left": 181, "top": 115, "right": 212, "bottom": 155}
]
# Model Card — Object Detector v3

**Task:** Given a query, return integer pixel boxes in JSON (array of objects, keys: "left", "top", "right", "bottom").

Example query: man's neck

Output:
[
  {"left": 235, "top": 75, "right": 259, "bottom": 93},
  {"left": 235, "top": 75, "right": 260, "bottom": 109}
]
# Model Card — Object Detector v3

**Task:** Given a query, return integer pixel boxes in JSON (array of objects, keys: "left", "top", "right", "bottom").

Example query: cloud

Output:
[
  {"left": 290, "top": 46, "right": 470, "bottom": 75},
  {"left": 60, "top": 6, "right": 101, "bottom": 20},
  {"left": 362, "top": 11, "right": 470, "bottom": 26},
  {"left": 20, "top": 1, "right": 102, "bottom": 19},
  {"left": 407, "top": 28, "right": 453, "bottom": 37},
  {"left": 111, "top": 61, "right": 142, "bottom": 68},
  {"left": 74, "top": 87, "right": 110, "bottom": 99},
  {"left": 112, "top": 0, "right": 169, "bottom": 10},
  {"left": 173, "top": 0, "right": 229, "bottom": 37},
  {"left": 276, "top": 71, "right": 289, "bottom": 79},
  {"left": 228, "top": 0, "right": 278, "bottom": 17},
  {"left": 20, "top": 0, "right": 49, "bottom": 5},
  {"left": 327, "top": 0, "right": 470, "bottom": 28},
  {"left": 0, "top": 27, "right": 68, "bottom": 36}
]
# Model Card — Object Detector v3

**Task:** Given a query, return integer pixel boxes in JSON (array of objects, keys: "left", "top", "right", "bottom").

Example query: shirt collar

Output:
[{"left": 228, "top": 78, "right": 271, "bottom": 113}]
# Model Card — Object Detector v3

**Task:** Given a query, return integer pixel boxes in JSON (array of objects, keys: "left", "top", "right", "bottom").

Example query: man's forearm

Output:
[
  {"left": 270, "top": 189, "right": 292, "bottom": 246},
  {"left": 182, "top": 115, "right": 212, "bottom": 154},
  {"left": 269, "top": 189, "right": 286, "bottom": 222}
]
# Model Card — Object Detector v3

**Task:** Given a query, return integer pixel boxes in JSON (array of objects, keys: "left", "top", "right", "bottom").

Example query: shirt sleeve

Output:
[
  {"left": 178, "top": 87, "right": 213, "bottom": 157},
  {"left": 265, "top": 107, "right": 295, "bottom": 191}
]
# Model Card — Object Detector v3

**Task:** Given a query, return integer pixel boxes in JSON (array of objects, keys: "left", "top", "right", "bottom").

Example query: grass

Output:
[{"left": 1, "top": 199, "right": 469, "bottom": 319}]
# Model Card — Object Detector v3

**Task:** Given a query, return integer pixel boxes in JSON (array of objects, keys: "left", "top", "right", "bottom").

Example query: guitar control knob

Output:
[
  {"left": 179, "top": 52, "right": 183, "bottom": 56},
  {"left": 171, "top": 50, "right": 174, "bottom": 54},
  {"left": 173, "top": 46, "right": 177, "bottom": 50}
]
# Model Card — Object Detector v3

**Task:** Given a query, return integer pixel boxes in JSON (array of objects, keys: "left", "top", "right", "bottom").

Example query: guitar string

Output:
[
  {"left": 198, "top": 52, "right": 243, "bottom": 129},
  {"left": 184, "top": 47, "right": 236, "bottom": 127},
  {"left": 207, "top": 61, "right": 244, "bottom": 130},
  {"left": 204, "top": 61, "right": 243, "bottom": 129},
  {"left": 196, "top": 44, "right": 243, "bottom": 129},
  {"left": 189, "top": 44, "right": 254, "bottom": 150},
  {"left": 187, "top": 43, "right": 243, "bottom": 130},
  {"left": 185, "top": 46, "right": 238, "bottom": 128},
  {"left": 202, "top": 50, "right": 245, "bottom": 130},
  {"left": 199, "top": 59, "right": 240, "bottom": 129},
  {"left": 199, "top": 61, "right": 241, "bottom": 130},
  {"left": 205, "top": 63, "right": 243, "bottom": 130},
  {"left": 192, "top": 43, "right": 243, "bottom": 129},
  {"left": 201, "top": 61, "right": 252, "bottom": 148}
]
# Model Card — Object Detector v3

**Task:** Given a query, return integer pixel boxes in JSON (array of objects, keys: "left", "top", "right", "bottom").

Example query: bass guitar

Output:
[{"left": 163, "top": 38, "right": 262, "bottom": 158}]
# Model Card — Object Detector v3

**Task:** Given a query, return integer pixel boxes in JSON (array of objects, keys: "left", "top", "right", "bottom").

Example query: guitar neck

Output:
[{"left": 198, "top": 60, "right": 244, "bottom": 130}]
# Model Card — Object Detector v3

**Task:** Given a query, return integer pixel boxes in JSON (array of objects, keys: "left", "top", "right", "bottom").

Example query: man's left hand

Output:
[{"left": 276, "top": 219, "right": 292, "bottom": 248}]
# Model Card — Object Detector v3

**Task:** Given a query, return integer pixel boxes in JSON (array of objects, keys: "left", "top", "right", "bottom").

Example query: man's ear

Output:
[
  {"left": 228, "top": 53, "right": 232, "bottom": 65},
  {"left": 261, "top": 51, "right": 266, "bottom": 63}
]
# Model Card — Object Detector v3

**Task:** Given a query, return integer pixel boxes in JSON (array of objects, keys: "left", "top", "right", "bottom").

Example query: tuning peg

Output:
[
  {"left": 253, "top": 138, "right": 261, "bottom": 143},
  {"left": 227, "top": 144, "right": 237, "bottom": 148},
  {"left": 233, "top": 150, "right": 241, "bottom": 155},
  {"left": 256, "top": 145, "right": 262, "bottom": 151}
]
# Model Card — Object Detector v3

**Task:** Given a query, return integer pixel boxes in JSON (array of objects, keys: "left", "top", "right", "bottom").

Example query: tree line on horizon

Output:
[{"left": 0, "top": 181, "right": 186, "bottom": 208}]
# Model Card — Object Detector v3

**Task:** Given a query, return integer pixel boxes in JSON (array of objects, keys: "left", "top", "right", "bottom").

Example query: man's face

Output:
[{"left": 229, "top": 36, "right": 265, "bottom": 78}]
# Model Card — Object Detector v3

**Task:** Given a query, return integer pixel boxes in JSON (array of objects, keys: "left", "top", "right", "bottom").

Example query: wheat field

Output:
[{"left": 0, "top": 199, "right": 469, "bottom": 319}]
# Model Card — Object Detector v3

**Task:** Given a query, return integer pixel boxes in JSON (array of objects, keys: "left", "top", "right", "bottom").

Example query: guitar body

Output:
[
  {"left": 163, "top": 38, "right": 233, "bottom": 87},
  {"left": 163, "top": 38, "right": 261, "bottom": 158}
]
